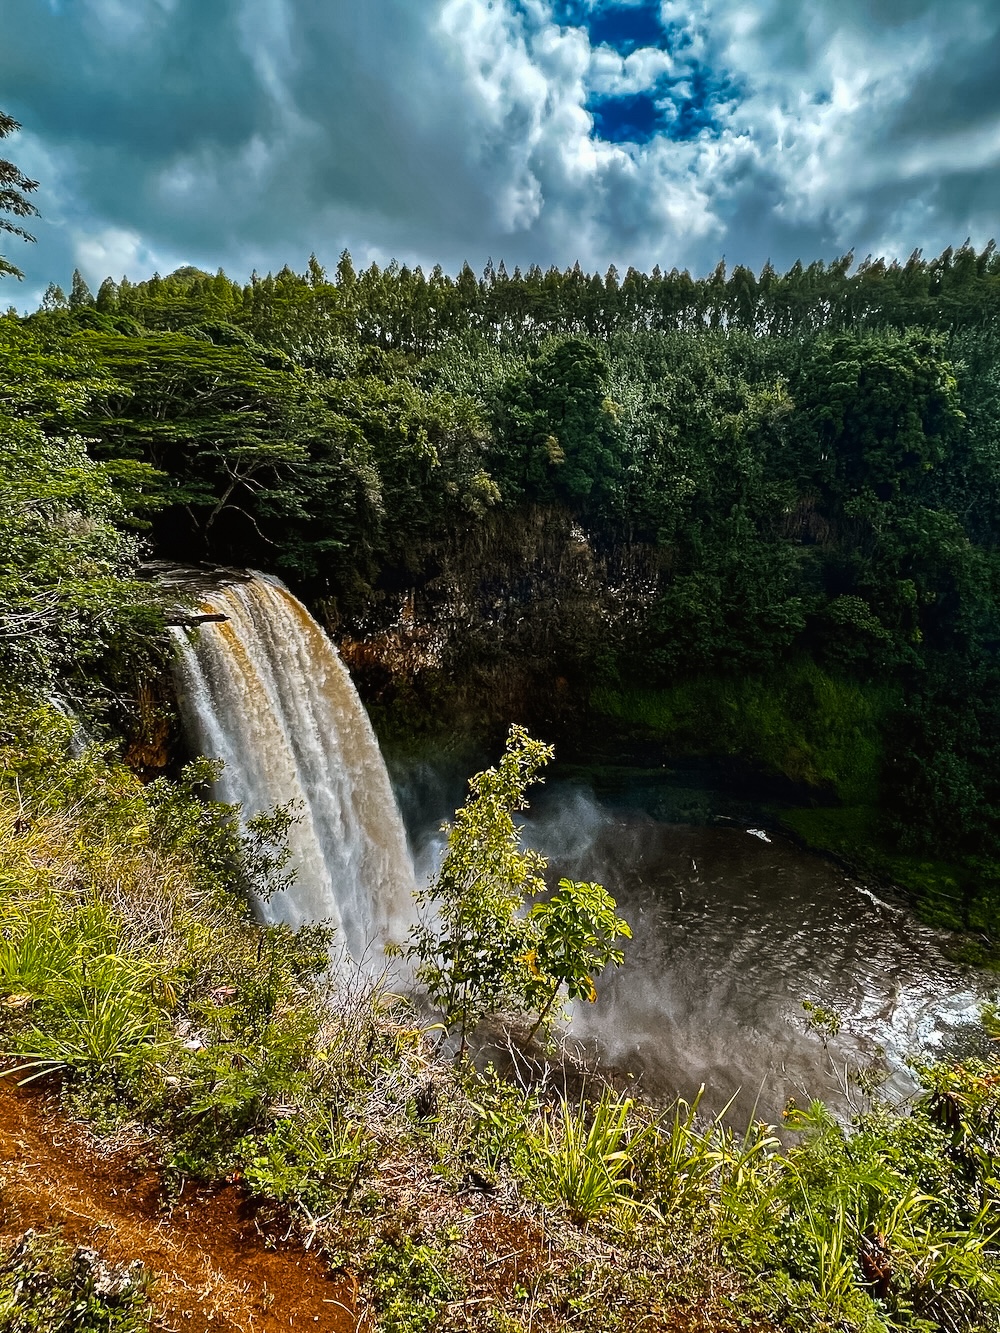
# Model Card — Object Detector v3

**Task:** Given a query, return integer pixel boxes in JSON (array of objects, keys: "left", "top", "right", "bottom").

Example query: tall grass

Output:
[{"left": 531, "top": 1090, "right": 656, "bottom": 1224}]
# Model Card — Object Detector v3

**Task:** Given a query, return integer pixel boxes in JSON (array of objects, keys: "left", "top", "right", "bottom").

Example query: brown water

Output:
[
  {"left": 520, "top": 786, "right": 993, "bottom": 1121},
  {"left": 169, "top": 571, "right": 417, "bottom": 959}
]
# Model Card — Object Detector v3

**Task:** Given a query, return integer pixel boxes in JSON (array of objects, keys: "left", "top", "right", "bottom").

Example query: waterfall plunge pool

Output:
[
  {"left": 393, "top": 758, "right": 996, "bottom": 1123},
  {"left": 161, "top": 564, "right": 994, "bottom": 1124}
]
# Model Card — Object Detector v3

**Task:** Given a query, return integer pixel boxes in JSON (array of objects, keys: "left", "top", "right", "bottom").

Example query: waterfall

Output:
[
  {"left": 47, "top": 694, "right": 92, "bottom": 757},
  {"left": 170, "top": 571, "right": 416, "bottom": 960}
]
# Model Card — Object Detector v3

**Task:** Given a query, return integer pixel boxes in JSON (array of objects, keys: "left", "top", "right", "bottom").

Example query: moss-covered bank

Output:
[{"left": 587, "top": 660, "right": 1000, "bottom": 939}]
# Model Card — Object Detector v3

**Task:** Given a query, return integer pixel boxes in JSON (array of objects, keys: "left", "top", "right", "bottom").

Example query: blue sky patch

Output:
[
  {"left": 670, "top": 68, "right": 729, "bottom": 140},
  {"left": 588, "top": 65, "right": 733, "bottom": 145},
  {"left": 585, "top": 3, "right": 667, "bottom": 54},
  {"left": 588, "top": 91, "right": 663, "bottom": 143},
  {"left": 552, "top": 2, "right": 668, "bottom": 55},
  {"left": 542, "top": 5, "right": 737, "bottom": 146}
]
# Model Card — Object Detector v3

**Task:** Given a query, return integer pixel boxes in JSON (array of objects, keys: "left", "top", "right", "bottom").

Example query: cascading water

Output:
[
  {"left": 170, "top": 571, "right": 416, "bottom": 960},
  {"left": 47, "top": 694, "right": 92, "bottom": 757},
  {"left": 168, "top": 567, "right": 995, "bottom": 1118}
]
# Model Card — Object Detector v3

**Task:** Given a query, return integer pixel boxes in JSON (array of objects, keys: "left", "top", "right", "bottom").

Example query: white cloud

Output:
[
  {"left": 3, "top": 0, "right": 1000, "bottom": 293},
  {"left": 83, "top": 0, "right": 170, "bottom": 45},
  {"left": 588, "top": 43, "right": 675, "bottom": 95},
  {"left": 72, "top": 226, "right": 176, "bottom": 283}
]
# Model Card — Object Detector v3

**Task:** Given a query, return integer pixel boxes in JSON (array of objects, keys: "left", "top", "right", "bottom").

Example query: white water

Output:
[
  {"left": 171, "top": 572, "right": 416, "bottom": 960},
  {"left": 47, "top": 693, "right": 92, "bottom": 757},
  {"left": 168, "top": 569, "right": 996, "bottom": 1117}
]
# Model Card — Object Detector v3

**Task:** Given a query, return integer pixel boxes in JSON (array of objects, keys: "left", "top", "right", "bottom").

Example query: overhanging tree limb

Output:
[{"left": 0, "top": 111, "right": 39, "bottom": 280}]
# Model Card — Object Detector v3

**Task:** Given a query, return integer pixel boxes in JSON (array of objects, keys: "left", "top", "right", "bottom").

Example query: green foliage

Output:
[
  {"left": 0, "top": 700, "right": 328, "bottom": 1151},
  {"left": 0, "top": 111, "right": 38, "bottom": 282},
  {"left": 239, "top": 1110, "right": 374, "bottom": 1212},
  {"left": 493, "top": 337, "right": 621, "bottom": 509},
  {"left": 13, "top": 252, "right": 1000, "bottom": 920},
  {"left": 524, "top": 878, "right": 631, "bottom": 1037},
  {"left": 0, "top": 1231, "right": 151, "bottom": 1333},
  {"left": 801, "top": 1000, "right": 844, "bottom": 1042},
  {"left": 529, "top": 1090, "right": 655, "bottom": 1225},
  {"left": 1, "top": 696, "right": 1000, "bottom": 1332},
  {"left": 10, "top": 982, "right": 165, "bottom": 1087},
  {"left": 367, "top": 1231, "right": 458, "bottom": 1333},
  {"left": 9, "top": 239, "right": 1000, "bottom": 1333},
  {"left": 406, "top": 725, "right": 553, "bottom": 1052},
  {"left": 793, "top": 333, "right": 964, "bottom": 501},
  {"left": 406, "top": 726, "right": 630, "bottom": 1053},
  {"left": 9, "top": 271, "right": 1000, "bottom": 1324},
  {"left": 464, "top": 1068, "right": 542, "bottom": 1176},
  {"left": 69, "top": 328, "right": 320, "bottom": 547},
  {"left": 66, "top": 243, "right": 1000, "bottom": 355},
  {"left": 593, "top": 659, "right": 894, "bottom": 805},
  {"left": 633, "top": 1086, "right": 728, "bottom": 1220},
  {"left": 717, "top": 1082, "right": 1000, "bottom": 1331},
  {"left": 0, "top": 319, "right": 164, "bottom": 686}
]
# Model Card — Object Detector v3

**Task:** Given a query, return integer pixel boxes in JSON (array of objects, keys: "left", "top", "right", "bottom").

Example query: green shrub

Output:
[
  {"left": 0, "top": 1230, "right": 151, "bottom": 1333},
  {"left": 239, "top": 1111, "right": 376, "bottom": 1212},
  {"left": 528, "top": 1090, "right": 656, "bottom": 1226},
  {"left": 367, "top": 1231, "right": 458, "bottom": 1333}
]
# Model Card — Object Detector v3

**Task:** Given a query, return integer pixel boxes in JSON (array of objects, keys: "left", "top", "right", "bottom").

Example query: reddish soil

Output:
[
  {"left": 0, "top": 1080, "right": 780, "bottom": 1333},
  {"left": 0, "top": 1079, "right": 366, "bottom": 1333}
]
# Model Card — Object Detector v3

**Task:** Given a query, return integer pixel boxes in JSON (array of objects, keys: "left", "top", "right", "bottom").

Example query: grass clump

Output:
[
  {"left": 529, "top": 1090, "right": 656, "bottom": 1226},
  {"left": 0, "top": 1230, "right": 151, "bottom": 1333},
  {"left": 368, "top": 1227, "right": 461, "bottom": 1333}
]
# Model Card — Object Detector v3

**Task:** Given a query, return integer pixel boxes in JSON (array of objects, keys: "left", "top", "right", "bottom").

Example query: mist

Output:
[{"left": 392, "top": 762, "right": 994, "bottom": 1123}]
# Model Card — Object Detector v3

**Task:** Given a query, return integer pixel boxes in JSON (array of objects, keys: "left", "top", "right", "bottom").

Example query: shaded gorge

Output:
[{"left": 162, "top": 567, "right": 995, "bottom": 1123}]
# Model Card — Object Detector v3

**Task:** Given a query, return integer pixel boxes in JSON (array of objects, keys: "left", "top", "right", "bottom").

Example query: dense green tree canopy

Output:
[
  {"left": 9, "top": 240, "right": 1000, "bottom": 927},
  {"left": 0, "top": 319, "right": 161, "bottom": 685}
]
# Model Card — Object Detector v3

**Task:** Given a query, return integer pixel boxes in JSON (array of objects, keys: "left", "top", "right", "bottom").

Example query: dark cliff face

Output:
[
  {"left": 119, "top": 677, "right": 179, "bottom": 778},
  {"left": 333, "top": 504, "right": 662, "bottom": 745}
]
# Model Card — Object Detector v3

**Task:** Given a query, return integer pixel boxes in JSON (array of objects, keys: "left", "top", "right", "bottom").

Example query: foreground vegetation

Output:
[{"left": 1, "top": 699, "right": 999, "bottom": 1332}]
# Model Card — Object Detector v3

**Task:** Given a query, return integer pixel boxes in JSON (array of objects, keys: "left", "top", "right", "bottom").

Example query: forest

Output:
[
  {"left": 6, "top": 91, "right": 1000, "bottom": 1325},
  {"left": 9, "top": 243, "right": 1000, "bottom": 932}
]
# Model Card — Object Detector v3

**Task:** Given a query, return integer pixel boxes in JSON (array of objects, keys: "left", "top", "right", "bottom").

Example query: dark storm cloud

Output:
[{"left": 2, "top": 0, "right": 1000, "bottom": 303}]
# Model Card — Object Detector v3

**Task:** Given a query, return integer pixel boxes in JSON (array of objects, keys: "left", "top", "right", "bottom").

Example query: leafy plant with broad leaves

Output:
[
  {"left": 405, "top": 725, "right": 630, "bottom": 1055},
  {"left": 524, "top": 877, "right": 630, "bottom": 1039}
]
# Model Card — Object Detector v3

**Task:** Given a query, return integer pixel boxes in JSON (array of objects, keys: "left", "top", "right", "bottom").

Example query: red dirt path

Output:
[{"left": 0, "top": 1079, "right": 366, "bottom": 1332}]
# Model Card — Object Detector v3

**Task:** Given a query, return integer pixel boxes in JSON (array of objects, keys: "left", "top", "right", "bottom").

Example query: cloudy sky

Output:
[{"left": 3, "top": 0, "right": 999, "bottom": 304}]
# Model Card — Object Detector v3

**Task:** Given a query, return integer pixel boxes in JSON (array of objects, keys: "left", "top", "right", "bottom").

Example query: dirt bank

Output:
[{"left": 0, "top": 1078, "right": 364, "bottom": 1332}]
